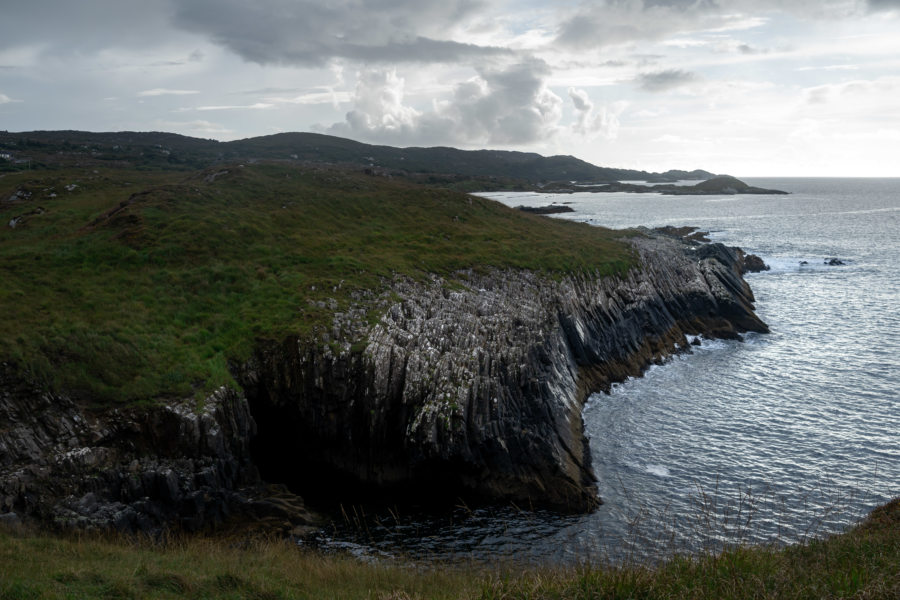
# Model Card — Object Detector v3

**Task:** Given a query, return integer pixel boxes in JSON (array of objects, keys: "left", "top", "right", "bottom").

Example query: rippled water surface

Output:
[{"left": 314, "top": 178, "right": 900, "bottom": 564}]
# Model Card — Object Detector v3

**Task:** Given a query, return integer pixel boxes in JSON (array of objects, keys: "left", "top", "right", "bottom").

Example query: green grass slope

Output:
[
  {"left": 0, "top": 498, "right": 897, "bottom": 599},
  {"left": 1, "top": 163, "right": 634, "bottom": 404}
]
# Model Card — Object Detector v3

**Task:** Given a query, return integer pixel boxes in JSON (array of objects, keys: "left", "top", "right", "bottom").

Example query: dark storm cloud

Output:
[
  {"left": 636, "top": 69, "right": 698, "bottom": 91},
  {"left": 171, "top": 0, "right": 510, "bottom": 65}
]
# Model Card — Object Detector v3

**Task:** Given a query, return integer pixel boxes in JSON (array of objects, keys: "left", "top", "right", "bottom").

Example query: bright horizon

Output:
[{"left": 2, "top": 1, "right": 899, "bottom": 178}]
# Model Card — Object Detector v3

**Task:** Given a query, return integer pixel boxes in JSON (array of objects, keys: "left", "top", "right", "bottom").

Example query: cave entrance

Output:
[{"left": 246, "top": 392, "right": 473, "bottom": 511}]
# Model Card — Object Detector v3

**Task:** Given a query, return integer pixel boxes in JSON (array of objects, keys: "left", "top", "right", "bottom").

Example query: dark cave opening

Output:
[{"left": 246, "top": 393, "right": 478, "bottom": 512}]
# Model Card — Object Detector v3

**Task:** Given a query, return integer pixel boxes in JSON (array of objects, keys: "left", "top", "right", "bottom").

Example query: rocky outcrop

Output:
[
  {"left": 0, "top": 369, "right": 315, "bottom": 534},
  {"left": 517, "top": 204, "right": 576, "bottom": 214},
  {"left": 236, "top": 234, "right": 768, "bottom": 513},
  {"left": 1, "top": 233, "right": 768, "bottom": 529}
]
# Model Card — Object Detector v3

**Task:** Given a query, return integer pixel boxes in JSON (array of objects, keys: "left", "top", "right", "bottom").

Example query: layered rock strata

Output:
[
  {"left": 238, "top": 235, "right": 767, "bottom": 513},
  {"left": 0, "top": 234, "right": 767, "bottom": 530}
]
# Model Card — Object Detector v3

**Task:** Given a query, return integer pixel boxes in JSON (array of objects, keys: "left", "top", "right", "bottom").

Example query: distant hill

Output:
[{"left": 0, "top": 130, "right": 715, "bottom": 184}]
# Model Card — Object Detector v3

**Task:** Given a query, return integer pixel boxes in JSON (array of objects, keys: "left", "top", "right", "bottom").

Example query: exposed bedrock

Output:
[
  {"left": 0, "top": 371, "right": 316, "bottom": 534},
  {"left": 0, "top": 234, "right": 767, "bottom": 531},
  {"left": 237, "top": 235, "right": 768, "bottom": 513}
]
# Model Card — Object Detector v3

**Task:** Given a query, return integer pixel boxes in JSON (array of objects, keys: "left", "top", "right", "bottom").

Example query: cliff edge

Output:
[
  {"left": 237, "top": 234, "right": 767, "bottom": 513},
  {"left": 0, "top": 230, "right": 767, "bottom": 530}
]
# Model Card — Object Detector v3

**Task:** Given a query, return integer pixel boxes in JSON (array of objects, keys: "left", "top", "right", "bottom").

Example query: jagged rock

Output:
[
  {"left": 740, "top": 253, "right": 770, "bottom": 273},
  {"left": 825, "top": 257, "right": 845, "bottom": 266},
  {"left": 0, "top": 369, "right": 317, "bottom": 534},
  {"left": 236, "top": 234, "right": 768, "bottom": 513},
  {"left": 651, "top": 225, "right": 711, "bottom": 244}
]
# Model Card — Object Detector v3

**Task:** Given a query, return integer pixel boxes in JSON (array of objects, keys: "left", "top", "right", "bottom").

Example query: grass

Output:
[
  {"left": 0, "top": 498, "right": 897, "bottom": 599},
  {"left": 1, "top": 162, "right": 634, "bottom": 404}
]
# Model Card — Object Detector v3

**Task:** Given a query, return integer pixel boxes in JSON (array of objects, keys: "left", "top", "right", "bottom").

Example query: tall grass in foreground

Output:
[{"left": 1, "top": 498, "right": 898, "bottom": 599}]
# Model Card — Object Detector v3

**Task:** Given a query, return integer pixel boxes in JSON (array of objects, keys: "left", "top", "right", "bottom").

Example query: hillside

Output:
[
  {"left": 0, "top": 161, "right": 634, "bottom": 403},
  {"left": 0, "top": 130, "right": 714, "bottom": 185}
]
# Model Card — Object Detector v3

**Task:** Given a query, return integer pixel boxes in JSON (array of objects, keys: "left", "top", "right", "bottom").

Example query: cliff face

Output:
[
  {"left": 0, "top": 234, "right": 767, "bottom": 529},
  {"left": 237, "top": 235, "right": 767, "bottom": 513},
  {"left": 0, "top": 374, "right": 313, "bottom": 533}
]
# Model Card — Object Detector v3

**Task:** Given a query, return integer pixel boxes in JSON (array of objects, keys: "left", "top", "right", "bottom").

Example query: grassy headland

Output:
[
  {"left": 0, "top": 498, "right": 897, "bottom": 599},
  {"left": 1, "top": 162, "right": 633, "bottom": 403}
]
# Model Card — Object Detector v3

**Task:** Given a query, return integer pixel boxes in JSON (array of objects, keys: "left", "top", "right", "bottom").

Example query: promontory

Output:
[{"left": 0, "top": 132, "right": 769, "bottom": 534}]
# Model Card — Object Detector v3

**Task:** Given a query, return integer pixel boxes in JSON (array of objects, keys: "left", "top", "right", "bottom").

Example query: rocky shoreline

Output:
[{"left": 0, "top": 233, "right": 768, "bottom": 533}]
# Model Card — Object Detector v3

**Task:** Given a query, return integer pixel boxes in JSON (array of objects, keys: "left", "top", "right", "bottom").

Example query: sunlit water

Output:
[{"left": 311, "top": 178, "right": 900, "bottom": 564}]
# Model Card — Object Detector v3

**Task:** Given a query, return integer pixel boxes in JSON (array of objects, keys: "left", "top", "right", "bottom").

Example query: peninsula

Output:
[{"left": 1, "top": 131, "right": 768, "bottom": 534}]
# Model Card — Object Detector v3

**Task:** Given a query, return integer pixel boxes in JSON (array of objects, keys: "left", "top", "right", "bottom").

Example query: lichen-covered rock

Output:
[{"left": 238, "top": 235, "right": 768, "bottom": 513}]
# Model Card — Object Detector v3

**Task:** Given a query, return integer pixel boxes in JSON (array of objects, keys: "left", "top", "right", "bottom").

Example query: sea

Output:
[{"left": 312, "top": 178, "right": 900, "bottom": 565}]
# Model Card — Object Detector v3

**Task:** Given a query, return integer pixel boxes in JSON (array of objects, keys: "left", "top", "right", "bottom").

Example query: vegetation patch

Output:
[
  {"left": 0, "top": 499, "right": 897, "bottom": 599},
  {"left": 1, "top": 162, "right": 634, "bottom": 404}
]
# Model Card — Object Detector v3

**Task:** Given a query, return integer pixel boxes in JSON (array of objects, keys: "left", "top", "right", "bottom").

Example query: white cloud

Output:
[
  {"left": 568, "top": 88, "right": 625, "bottom": 139},
  {"left": 343, "top": 69, "right": 422, "bottom": 137},
  {"left": 0, "top": 93, "right": 16, "bottom": 104},
  {"left": 327, "top": 59, "right": 564, "bottom": 146},
  {"left": 803, "top": 76, "right": 900, "bottom": 106},
  {"left": 138, "top": 88, "right": 201, "bottom": 97},
  {"left": 192, "top": 103, "right": 275, "bottom": 111},
  {"left": 266, "top": 91, "right": 354, "bottom": 106}
]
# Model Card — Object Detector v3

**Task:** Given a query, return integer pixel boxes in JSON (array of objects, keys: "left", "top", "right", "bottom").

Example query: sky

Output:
[{"left": 1, "top": 0, "right": 899, "bottom": 176}]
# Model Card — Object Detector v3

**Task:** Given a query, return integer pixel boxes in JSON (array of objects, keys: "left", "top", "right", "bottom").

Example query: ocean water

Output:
[{"left": 312, "top": 178, "right": 900, "bottom": 564}]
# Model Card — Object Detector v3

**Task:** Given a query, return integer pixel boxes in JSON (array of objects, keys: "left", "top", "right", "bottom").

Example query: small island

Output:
[{"left": 539, "top": 175, "right": 788, "bottom": 195}]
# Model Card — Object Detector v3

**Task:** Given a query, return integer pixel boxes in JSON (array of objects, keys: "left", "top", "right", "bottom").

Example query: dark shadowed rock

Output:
[
  {"left": 0, "top": 369, "right": 317, "bottom": 534},
  {"left": 517, "top": 204, "right": 575, "bottom": 214},
  {"left": 740, "top": 253, "right": 770, "bottom": 273}
]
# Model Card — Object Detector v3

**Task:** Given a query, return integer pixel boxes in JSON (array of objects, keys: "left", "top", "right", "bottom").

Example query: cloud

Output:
[
  {"left": 326, "top": 59, "right": 564, "bottom": 146},
  {"left": 554, "top": 1, "right": 750, "bottom": 50},
  {"left": 867, "top": 0, "right": 900, "bottom": 11},
  {"left": 568, "top": 88, "right": 625, "bottom": 139},
  {"left": 803, "top": 76, "right": 900, "bottom": 105},
  {"left": 0, "top": 1, "right": 178, "bottom": 54},
  {"left": 266, "top": 90, "right": 354, "bottom": 106},
  {"left": 138, "top": 88, "right": 200, "bottom": 97},
  {"left": 192, "top": 103, "right": 274, "bottom": 111},
  {"left": 172, "top": 0, "right": 511, "bottom": 66},
  {"left": 636, "top": 69, "right": 699, "bottom": 92},
  {"left": 157, "top": 119, "right": 234, "bottom": 136},
  {"left": 553, "top": 0, "right": 880, "bottom": 50},
  {"left": 0, "top": 93, "right": 16, "bottom": 104}
]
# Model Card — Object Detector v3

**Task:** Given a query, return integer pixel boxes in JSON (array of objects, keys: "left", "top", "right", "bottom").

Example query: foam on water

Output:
[{"left": 645, "top": 465, "right": 672, "bottom": 478}]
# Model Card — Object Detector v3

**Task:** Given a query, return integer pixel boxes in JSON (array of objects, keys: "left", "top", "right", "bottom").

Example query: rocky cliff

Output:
[
  {"left": 0, "top": 371, "right": 315, "bottom": 534},
  {"left": 0, "top": 233, "right": 767, "bottom": 530},
  {"left": 237, "top": 234, "right": 767, "bottom": 513}
]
